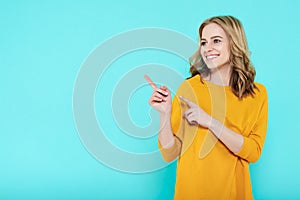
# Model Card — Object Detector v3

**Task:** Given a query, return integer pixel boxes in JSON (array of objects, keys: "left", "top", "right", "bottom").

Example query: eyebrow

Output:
[{"left": 201, "top": 36, "right": 223, "bottom": 40}]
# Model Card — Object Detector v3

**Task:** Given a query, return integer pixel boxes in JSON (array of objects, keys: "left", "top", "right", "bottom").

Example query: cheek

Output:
[
  {"left": 224, "top": 49, "right": 230, "bottom": 61},
  {"left": 200, "top": 49, "right": 205, "bottom": 58},
  {"left": 224, "top": 44, "right": 231, "bottom": 59},
  {"left": 218, "top": 45, "right": 230, "bottom": 60}
]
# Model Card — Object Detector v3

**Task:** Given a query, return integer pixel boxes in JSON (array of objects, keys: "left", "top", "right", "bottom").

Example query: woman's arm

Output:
[
  {"left": 208, "top": 118, "right": 244, "bottom": 153},
  {"left": 158, "top": 113, "right": 175, "bottom": 148},
  {"left": 179, "top": 96, "right": 244, "bottom": 154},
  {"left": 145, "top": 75, "right": 181, "bottom": 162},
  {"left": 180, "top": 94, "right": 268, "bottom": 163},
  {"left": 158, "top": 112, "right": 182, "bottom": 162}
]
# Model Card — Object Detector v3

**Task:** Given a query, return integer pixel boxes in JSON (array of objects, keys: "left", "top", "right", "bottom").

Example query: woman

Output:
[{"left": 146, "top": 15, "right": 268, "bottom": 199}]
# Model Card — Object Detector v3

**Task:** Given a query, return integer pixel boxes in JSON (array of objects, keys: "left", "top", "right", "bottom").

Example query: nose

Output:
[{"left": 203, "top": 42, "right": 213, "bottom": 52}]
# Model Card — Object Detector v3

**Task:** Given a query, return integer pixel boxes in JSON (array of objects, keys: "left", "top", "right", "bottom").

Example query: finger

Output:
[
  {"left": 144, "top": 74, "right": 158, "bottom": 90},
  {"left": 152, "top": 97, "right": 164, "bottom": 102},
  {"left": 185, "top": 115, "right": 198, "bottom": 126},
  {"left": 184, "top": 109, "right": 193, "bottom": 118},
  {"left": 188, "top": 114, "right": 197, "bottom": 122},
  {"left": 154, "top": 92, "right": 167, "bottom": 101},
  {"left": 185, "top": 116, "right": 197, "bottom": 126},
  {"left": 189, "top": 121, "right": 198, "bottom": 126},
  {"left": 144, "top": 75, "right": 169, "bottom": 95},
  {"left": 159, "top": 86, "right": 170, "bottom": 95},
  {"left": 149, "top": 98, "right": 161, "bottom": 106},
  {"left": 160, "top": 85, "right": 168, "bottom": 91},
  {"left": 155, "top": 88, "right": 168, "bottom": 96},
  {"left": 179, "top": 96, "right": 196, "bottom": 107}
]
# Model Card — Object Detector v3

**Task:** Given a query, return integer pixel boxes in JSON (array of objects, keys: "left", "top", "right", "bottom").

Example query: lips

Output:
[{"left": 206, "top": 54, "right": 219, "bottom": 60}]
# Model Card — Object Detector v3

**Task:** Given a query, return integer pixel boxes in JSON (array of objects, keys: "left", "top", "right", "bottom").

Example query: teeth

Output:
[{"left": 206, "top": 55, "right": 218, "bottom": 59}]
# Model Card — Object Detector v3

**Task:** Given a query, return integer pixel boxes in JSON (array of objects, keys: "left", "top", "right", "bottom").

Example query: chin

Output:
[
  {"left": 206, "top": 63, "right": 220, "bottom": 69},
  {"left": 206, "top": 61, "right": 230, "bottom": 70}
]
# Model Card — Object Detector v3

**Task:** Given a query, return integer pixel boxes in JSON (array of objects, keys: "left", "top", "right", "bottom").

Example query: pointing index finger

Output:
[
  {"left": 179, "top": 96, "right": 195, "bottom": 107},
  {"left": 144, "top": 74, "right": 158, "bottom": 89}
]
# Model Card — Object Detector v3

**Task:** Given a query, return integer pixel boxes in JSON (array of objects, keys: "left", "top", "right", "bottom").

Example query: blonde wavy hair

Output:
[{"left": 189, "top": 16, "right": 257, "bottom": 99}]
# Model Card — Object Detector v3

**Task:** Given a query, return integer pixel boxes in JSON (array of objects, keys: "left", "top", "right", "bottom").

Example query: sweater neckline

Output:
[{"left": 201, "top": 77, "right": 231, "bottom": 90}]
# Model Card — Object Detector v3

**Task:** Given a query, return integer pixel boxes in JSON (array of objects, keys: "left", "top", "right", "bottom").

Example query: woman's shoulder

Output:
[
  {"left": 254, "top": 82, "right": 267, "bottom": 90},
  {"left": 253, "top": 82, "right": 268, "bottom": 99},
  {"left": 183, "top": 74, "right": 203, "bottom": 87},
  {"left": 175, "top": 74, "right": 203, "bottom": 94}
]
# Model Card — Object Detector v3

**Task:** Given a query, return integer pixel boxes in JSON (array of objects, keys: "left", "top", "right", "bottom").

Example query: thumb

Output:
[{"left": 160, "top": 85, "right": 170, "bottom": 93}]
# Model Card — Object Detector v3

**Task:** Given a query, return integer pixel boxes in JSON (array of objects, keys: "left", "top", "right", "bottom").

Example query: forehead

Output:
[{"left": 201, "top": 23, "right": 228, "bottom": 39}]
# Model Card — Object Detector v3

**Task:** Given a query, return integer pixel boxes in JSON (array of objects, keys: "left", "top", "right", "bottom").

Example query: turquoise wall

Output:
[{"left": 1, "top": 0, "right": 299, "bottom": 199}]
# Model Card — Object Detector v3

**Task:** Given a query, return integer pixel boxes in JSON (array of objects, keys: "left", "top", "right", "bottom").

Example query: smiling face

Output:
[{"left": 200, "top": 23, "right": 231, "bottom": 70}]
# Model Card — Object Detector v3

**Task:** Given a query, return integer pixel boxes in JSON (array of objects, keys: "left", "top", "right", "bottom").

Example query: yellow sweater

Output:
[{"left": 159, "top": 75, "right": 268, "bottom": 200}]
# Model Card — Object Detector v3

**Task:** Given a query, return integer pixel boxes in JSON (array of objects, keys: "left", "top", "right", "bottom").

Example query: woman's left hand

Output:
[{"left": 179, "top": 96, "right": 212, "bottom": 128}]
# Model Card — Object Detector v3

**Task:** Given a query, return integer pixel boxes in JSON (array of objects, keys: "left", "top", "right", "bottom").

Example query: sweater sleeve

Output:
[
  {"left": 235, "top": 87, "right": 268, "bottom": 163},
  {"left": 158, "top": 87, "right": 185, "bottom": 162}
]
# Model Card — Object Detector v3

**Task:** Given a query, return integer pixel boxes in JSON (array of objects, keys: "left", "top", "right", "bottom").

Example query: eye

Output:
[
  {"left": 214, "top": 39, "right": 221, "bottom": 44},
  {"left": 200, "top": 41, "right": 207, "bottom": 46}
]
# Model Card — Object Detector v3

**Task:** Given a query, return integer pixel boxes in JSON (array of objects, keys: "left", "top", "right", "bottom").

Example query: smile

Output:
[{"left": 206, "top": 54, "right": 219, "bottom": 60}]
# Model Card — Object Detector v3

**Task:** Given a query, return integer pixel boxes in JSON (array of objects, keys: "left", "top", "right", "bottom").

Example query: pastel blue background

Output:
[{"left": 1, "top": 0, "right": 299, "bottom": 199}]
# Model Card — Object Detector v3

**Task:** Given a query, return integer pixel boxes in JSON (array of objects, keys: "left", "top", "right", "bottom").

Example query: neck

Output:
[{"left": 207, "top": 64, "right": 232, "bottom": 86}]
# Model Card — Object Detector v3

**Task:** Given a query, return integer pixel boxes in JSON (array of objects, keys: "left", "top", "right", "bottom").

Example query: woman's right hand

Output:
[
  {"left": 144, "top": 75, "right": 172, "bottom": 115},
  {"left": 149, "top": 85, "right": 172, "bottom": 114}
]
